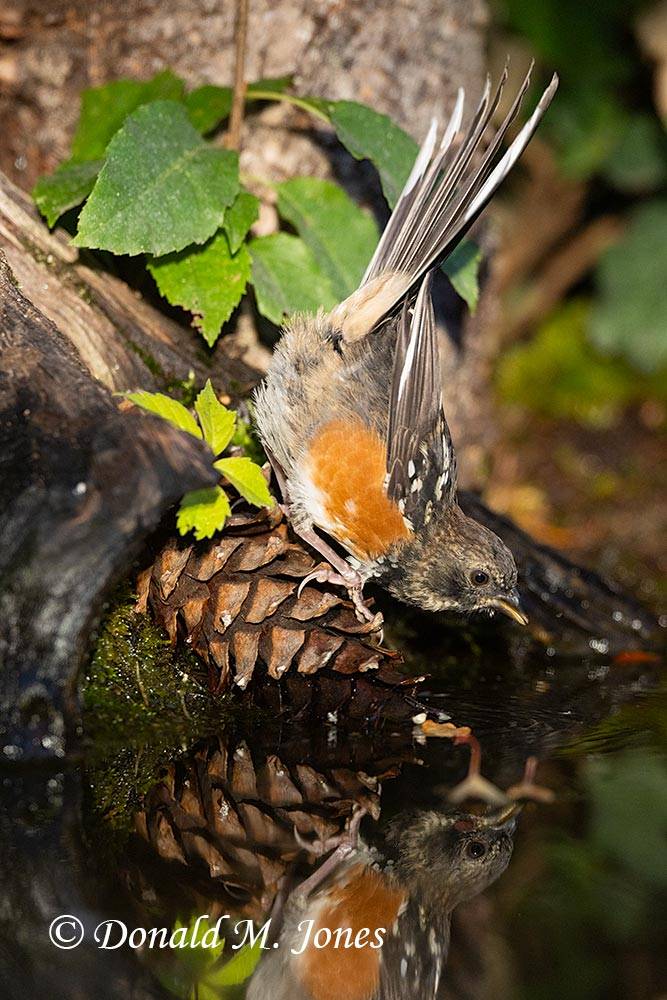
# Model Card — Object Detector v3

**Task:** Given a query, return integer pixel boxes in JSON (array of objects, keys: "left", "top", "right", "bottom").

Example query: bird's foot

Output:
[
  {"left": 294, "top": 806, "right": 367, "bottom": 899},
  {"left": 505, "top": 756, "right": 555, "bottom": 804},
  {"left": 298, "top": 565, "right": 382, "bottom": 629},
  {"left": 448, "top": 734, "right": 553, "bottom": 807}
]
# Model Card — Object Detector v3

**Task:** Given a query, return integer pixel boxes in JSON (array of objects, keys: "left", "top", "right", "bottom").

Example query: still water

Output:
[{"left": 1, "top": 619, "right": 664, "bottom": 1000}]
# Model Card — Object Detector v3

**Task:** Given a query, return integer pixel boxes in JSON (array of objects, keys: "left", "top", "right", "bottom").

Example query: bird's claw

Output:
[{"left": 298, "top": 566, "right": 381, "bottom": 629}]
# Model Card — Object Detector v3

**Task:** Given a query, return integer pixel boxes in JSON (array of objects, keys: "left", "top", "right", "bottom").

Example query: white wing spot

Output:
[{"left": 407, "top": 459, "right": 416, "bottom": 478}]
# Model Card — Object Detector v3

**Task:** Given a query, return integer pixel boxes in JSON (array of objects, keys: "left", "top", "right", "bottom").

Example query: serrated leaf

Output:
[
  {"left": 32, "top": 159, "right": 103, "bottom": 227},
  {"left": 194, "top": 379, "right": 236, "bottom": 455},
  {"left": 71, "top": 69, "right": 185, "bottom": 163},
  {"left": 443, "top": 241, "right": 482, "bottom": 313},
  {"left": 126, "top": 390, "right": 202, "bottom": 438},
  {"left": 329, "top": 101, "right": 418, "bottom": 208},
  {"left": 590, "top": 200, "right": 667, "bottom": 373},
  {"left": 74, "top": 101, "right": 239, "bottom": 256},
  {"left": 177, "top": 486, "right": 231, "bottom": 540},
  {"left": 249, "top": 233, "right": 337, "bottom": 325},
  {"left": 148, "top": 231, "right": 251, "bottom": 346},
  {"left": 276, "top": 177, "right": 378, "bottom": 299},
  {"left": 223, "top": 190, "right": 260, "bottom": 253},
  {"left": 185, "top": 84, "right": 233, "bottom": 134},
  {"left": 214, "top": 457, "right": 272, "bottom": 508}
]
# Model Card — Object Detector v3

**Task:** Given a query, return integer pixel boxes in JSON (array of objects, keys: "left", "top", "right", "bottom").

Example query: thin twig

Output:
[{"left": 226, "top": 0, "right": 249, "bottom": 150}]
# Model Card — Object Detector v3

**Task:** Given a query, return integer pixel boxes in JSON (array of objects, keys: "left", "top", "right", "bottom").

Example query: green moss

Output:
[{"left": 82, "top": 591, "right": 233, "bottom": 833}]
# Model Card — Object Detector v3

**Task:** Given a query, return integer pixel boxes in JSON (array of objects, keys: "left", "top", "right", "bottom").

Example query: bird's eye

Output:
[
  {"left": 465, "top": 840, "right": 487, "bottom": 859},
  {"left": 471, "top": 570, "right": 490, "bottom": 586}
]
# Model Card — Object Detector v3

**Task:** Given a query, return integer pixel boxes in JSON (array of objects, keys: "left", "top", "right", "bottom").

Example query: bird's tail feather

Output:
[{"left": 332, "top": 64, "right": 558, "bottom": 340}]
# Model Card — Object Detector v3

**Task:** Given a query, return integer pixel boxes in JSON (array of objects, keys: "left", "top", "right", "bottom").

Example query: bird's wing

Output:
[
  {"left": 331, "top": 65, "right": 558, "bottom": 341},
  {"left": 386, "top": 273, "right": 456, "bottom": 531}
]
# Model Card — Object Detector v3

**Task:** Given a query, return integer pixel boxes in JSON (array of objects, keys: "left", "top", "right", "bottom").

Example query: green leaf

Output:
[
  {"left": 177, "top": 486, "right": 231, "bottom": 539},
  {"left": 198, "top": 942, "right": 262, "bottom": 996},
  {"left": 194, "top": 379, "right": 236, "bottom": 455},
  {"left": 223, "top": 189, "right": 260, "bottom": 253},
  {"left": 74, "top": 101, "right": 239, "bottom": 256},
  {"left": 249, "top": 233, "right": 338, "bottom": 325},
  {"left": 71, "top": 69, "right": 185, "bottom": 163},
  {"left": 32, "top": 159, "right": 103, "bottom": 227},
  {"left": 214, "top": 456, "right": 272, "bottom": 508},
  {"left": 247, "top": 76, "right": 293, "bottom": 97},
  {"left": 443, "top": 241, "right": 482, "bottom": 313},
  {"left": 329, "top": 101, "right": 418, "bottom": 208},
  {"left": 276, "top": 177, "right": 379, "bottom": 299},
  {"left": 148, "top": 231, "right": 251, "bottom": 346},
  {"left": 185, "top": 85, "right": 233, "bottom": 134},
  {"left": 590, "top": 200, "right": 667, "bottom": 373},
  {"left": 185, "top": 77, "right": 292, "bottom": 135},
  {"left": 126, "top": 390, "right": 202, "bottom": 438}
]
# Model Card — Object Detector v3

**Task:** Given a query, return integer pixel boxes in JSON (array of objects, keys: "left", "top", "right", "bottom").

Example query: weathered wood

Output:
[
  {"left": 0, "top": 252, "right": 218, "bottom": 758},
  {"left": 0, "top": 172, "right": 265, "bottom": 394}
]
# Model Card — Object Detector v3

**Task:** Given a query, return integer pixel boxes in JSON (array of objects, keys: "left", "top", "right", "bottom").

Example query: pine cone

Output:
[
  {"left": 138, "top": 507, "right": 407, "bottom": 694},
  {"left": 129, "top": 734, "right": 420, "bottom": 923}
]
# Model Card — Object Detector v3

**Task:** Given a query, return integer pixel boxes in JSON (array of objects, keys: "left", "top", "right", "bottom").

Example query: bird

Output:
[
  {"left": 246, "top": 798, "right": 520, "bottom": 1000},
  {"left": 254, "top": 65, "right": 558, "bottom": 626}
]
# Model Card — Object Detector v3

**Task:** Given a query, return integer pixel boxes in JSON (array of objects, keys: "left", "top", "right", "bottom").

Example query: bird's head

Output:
[
  {"left": 383, "top": 803, "right": 518, "bottom": 909},
  {"left": 386, "top": 504, "right": 528, "bottom": 624}
]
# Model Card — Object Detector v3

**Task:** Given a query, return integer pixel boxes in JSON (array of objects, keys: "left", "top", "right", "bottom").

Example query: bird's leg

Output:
[
  {"left": 293, "top": 806, "right": 367, "bottom": 900},
  {"left": 264, "top": 448, "right": 380, "bottom": 627},
  {"left": 295, "top": 524, "right": 380, "bottom": 627},
  {"left": 448, "top": 733, "right": 509, "bottom": 806},
  {"left": 505, "top": 756, "right": 555, "bottom": 804}
]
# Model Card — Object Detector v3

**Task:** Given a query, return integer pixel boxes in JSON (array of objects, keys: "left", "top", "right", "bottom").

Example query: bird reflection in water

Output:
[{"left": 248, "top": 796, "right": 523, "bottom": 1000}]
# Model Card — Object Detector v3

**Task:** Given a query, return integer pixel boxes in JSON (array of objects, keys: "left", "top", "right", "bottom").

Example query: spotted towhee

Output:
[
  {"left": 247, "top": 797, "right": 520, "bottom": 1000},
  {"left": 255, "top": 66, "right": 558, "bottom": 625}
]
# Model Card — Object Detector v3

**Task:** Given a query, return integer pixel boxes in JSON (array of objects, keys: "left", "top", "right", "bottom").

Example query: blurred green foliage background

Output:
[{"left": 485, "top": 0, "right": 666, "bottom": 603}]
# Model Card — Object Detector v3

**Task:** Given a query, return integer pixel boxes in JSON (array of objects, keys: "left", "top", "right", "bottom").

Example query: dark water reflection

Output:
[{"left": 0, "top": 638, "right": 665, "bottom": 1000}]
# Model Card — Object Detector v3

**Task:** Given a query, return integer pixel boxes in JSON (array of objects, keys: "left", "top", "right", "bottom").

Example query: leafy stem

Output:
[{"left": 245, "top": 89, "right": 332, "bottom": 124}]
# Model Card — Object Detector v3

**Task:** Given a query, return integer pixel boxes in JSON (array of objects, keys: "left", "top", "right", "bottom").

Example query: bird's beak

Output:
[{"left": 487, "top": 592, "right": 529, "bottom": 626}]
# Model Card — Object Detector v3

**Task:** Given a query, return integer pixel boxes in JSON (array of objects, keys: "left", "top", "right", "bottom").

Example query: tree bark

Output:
[{"left": 0, "top": 252, "right": 218, "bottom": 758}]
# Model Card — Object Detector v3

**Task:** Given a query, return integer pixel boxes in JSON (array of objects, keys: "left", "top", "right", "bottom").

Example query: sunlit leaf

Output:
[
  {"left": 276, "top": 177, "right": 378, "bottom": 299},
  {"left": 194, "top": 379, "right": 236, "bottom": 456},
  {"left": 148, "top": 231, "right": 251, "bottom": 346},
  {"left": 214, "top": 456, "right": 272, "bottom": 508},
  {"left": 126, "top": 390, "right": 202, "bottom": 438},
  {"left": 177, "top": 486, "right": 231, "bottom": 539},
  {"left": 248, "top": 232, "right": 338, "bottom": 325},
  {"left": 74, "top": 101, "right": 239, "bottom": 256}
]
